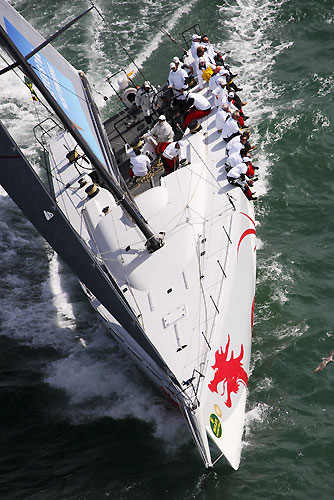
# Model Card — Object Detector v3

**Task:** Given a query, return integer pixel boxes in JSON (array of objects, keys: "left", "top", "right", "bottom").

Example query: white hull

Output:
[{"left": 47, "top": 87, "right": 256, "bottom": 469}]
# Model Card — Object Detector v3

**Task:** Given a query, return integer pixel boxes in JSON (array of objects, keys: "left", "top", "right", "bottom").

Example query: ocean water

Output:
[{"left": 1, "top": 0, "right": 333, "bottom": 498}]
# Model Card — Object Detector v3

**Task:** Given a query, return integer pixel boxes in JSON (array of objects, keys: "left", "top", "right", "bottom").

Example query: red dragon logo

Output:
[{"left": 208, "top": 335, "right": 248, "bottom": 408}]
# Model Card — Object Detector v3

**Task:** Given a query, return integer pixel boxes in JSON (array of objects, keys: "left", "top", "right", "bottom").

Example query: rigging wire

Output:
[
  {"left": 176, "top": 124, "right": 223, "bottom": 191},
  {"left": 158, "top": 27, "right": 188, "bottom": 55},
  {"left": 91, "top": 2, "right": 156, "bottom": 93},
  {"left": 0, "top": 33, "right": 110, "bottom": 109}
]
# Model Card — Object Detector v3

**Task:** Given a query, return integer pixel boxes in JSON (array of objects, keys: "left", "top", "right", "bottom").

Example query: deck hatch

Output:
[{"left": 162, "top": 304, "right": 187, "bottom": 328}]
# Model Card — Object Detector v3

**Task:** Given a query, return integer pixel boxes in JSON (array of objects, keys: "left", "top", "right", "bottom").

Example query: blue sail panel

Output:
[{"left": 0, "top": 0, "right": 108, "bottom": 168}]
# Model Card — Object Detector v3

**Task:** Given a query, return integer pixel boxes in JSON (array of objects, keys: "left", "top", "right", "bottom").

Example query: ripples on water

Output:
[{"left": 1, "top": 0, "right": 333, "bottom": 498}]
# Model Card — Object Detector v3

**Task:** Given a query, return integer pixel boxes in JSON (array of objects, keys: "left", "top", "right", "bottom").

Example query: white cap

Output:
[
  {"left": 173, "top": 56, "right": 180, "bottom": 64},
  {"left": 158, "top": 115, "right": 166, "bottom": 121},
  {"left": 217, "top": 77, "right": 226, "bottom": 85},
  {"left": 198, "top": 56, "right": 205, "bottom": 63},
  {"left": 192, "top": 34, "right": 200, "bottom": 40},
  {"left": 144, "top": 81, "right": 150, "bottom": 87},
  {"left": 219, "top": 68, "right": 229, "bottom": 74},
  {"left": 243, "top": 157, "right": 251, "bottom": 163},
  {"left": 170, "top": 62, "right": 176, "bottom": 69},
  {"left": 228, "top": 91, "right": 234, "bottom": 97}
]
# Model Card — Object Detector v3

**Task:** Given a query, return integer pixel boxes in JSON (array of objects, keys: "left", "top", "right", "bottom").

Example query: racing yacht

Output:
[{"left": 0, "top": 0, "right": 256, "bottom": 469}]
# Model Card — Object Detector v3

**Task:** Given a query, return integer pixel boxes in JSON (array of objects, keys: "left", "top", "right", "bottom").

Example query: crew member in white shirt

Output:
[
  {"left": 220, "top": 91, "right": 235, "bottom": 111},
  {"left": 142, "top": 115, "right": 174, "bottom": 154},
  {"left": 129, "top": 149, "right": 151, "bottom": 178},
  {"left": 191, "top": 34, "right": 201, "bottom": 61},
  {"left": 225, "top": 150, "right": 244, "bottom": 172},
  {"left": 168, "top": 63, "right": 188, "bottom": 95},
  {"left": 168, "top": 62, "right": 189, "bottom": 111},
  {"left": 226, "top": 157, "right": 257, "bottom": 200},
  {"left": 162, "top": 141, "right": 186, "bottom": 175},
  {"left": 209, "top": 68, "right": 228, "bottom": 93},
  {"left": 227, "top": 134, "right": 250, "bottom": 156},
  {"left": 216, "top": 104, "right": 230, "bottom": 133},
  {"left": 173, "top": 56, "right": 193, "bottom": 75},
  {"left": 222, "top": 111, "right": 241, "bottom": 143},
  {"left": 200, "top": 35, "right": 227, "bottom": 66},
  {"left": 212, "top": 77, "right": 228, "bottom": 107},
  {"left": 222, "top": 90, "right": 248, "bottom": 127},
  {"left": 225, "top": 148, "right": 257, "bottom": 177},
  {"left": 201, "top": 38, "right": 218, "bottom": 64}
]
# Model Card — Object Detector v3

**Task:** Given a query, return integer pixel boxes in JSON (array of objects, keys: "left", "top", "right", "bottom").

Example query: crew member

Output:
[
  {"left": 225, "top": 148, "right": 246, "bottom": 172},
  {"left": 168, "top": 62, "right": 188, "bottom": 111},
  {"left": 224, "top": 91, "right": 248, "bottom": 127},
  {"left": 173, "top": 56, "right": 194, "bottom": 75},
  {"left": 161, "top": 141, "right": 186, "bottom": 175},
  {"left": 191, "top": 34, "right": 202, "bottom": 61},
  {"left": 226, "top": 157, "right": 257, "bottom": 200},
  {"left": 227, "top": 131, "right": 257, "bottom": 155},
  {"left": 134, "top": 81, "right": 157, "bottom": 124},
  {"left": 201, "top": 34, "right": 227, "bottom": 66},
  {"left": 212, "top": 76, "right": 228, "bottom": 107},
  {"left": 182, "top": 92, "right": 211, "bottom": 130},
  {"left": 222, "top": 110, "right": 241, "bottom": 142},
  {"left": 225, "top": 148, "right": 257, "bottom": 178},
  {"left": 209, "top": 67, "right": 228, "bottom": 93},
  {"left": 216, "top": 104, "right": 230, "bottom": 133},
  {"left": 142, "top": 115, "right": 174, "bottom": 154},
  {"left": 129, "top": 149, "right": 151, "bottom": 179},
  {"left": 197, "top": 57, "right": 217, "bottom": 89},
  {"left": 196, "top": 47, "right": 216, "bottom": 89}
]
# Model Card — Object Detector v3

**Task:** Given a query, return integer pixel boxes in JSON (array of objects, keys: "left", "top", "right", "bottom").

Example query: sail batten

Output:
[{"left": 0, "top": 10, "right": 107, "bottom": 166}]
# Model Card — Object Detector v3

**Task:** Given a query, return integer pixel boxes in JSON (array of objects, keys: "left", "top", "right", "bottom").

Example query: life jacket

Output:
[{"left": 202, "top": 66, "right": 214, "bottom": 83}]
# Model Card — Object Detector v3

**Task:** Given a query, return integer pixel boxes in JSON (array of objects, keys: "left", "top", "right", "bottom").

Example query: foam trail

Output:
[
  {"left": 46, "top": 329, "right": 186, "bottom": 450},
  {"left": 132, "top": 3, "right": 195, "bottom": 71},
  {"left": 243, "top": 402, "right": 270, "bottom": 447},
  {"left": 48, "top": 253, "right": 76, "bottom": 329},
  {"left": 88, "top": 0, "right": 200, "bottom": 100}
]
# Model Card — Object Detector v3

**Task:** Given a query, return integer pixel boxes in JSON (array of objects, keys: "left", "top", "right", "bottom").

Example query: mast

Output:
[
  {"left": 0, "top": 21, "right": 163, "bottom": 253},
  {"left": 79, "top": 71, "right": 118, "bottom": 178}
]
